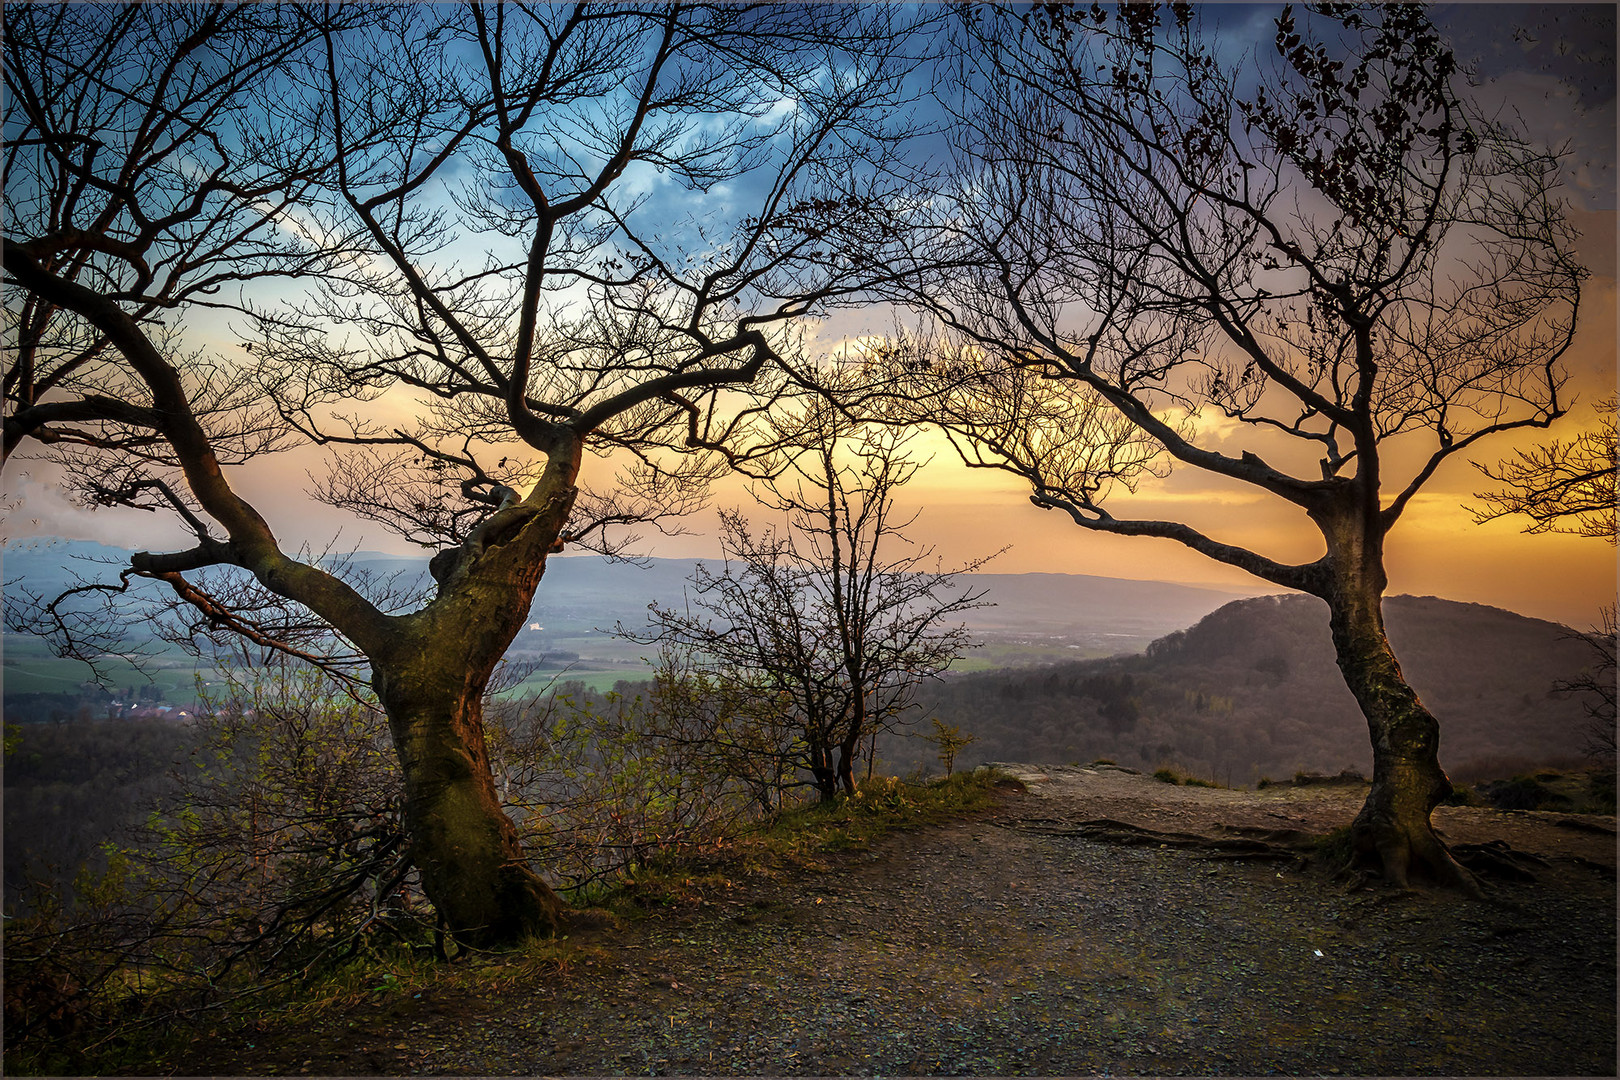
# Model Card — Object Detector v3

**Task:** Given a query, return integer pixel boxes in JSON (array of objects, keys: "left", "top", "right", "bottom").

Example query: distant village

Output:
[{"left": 5, "top": 683, "right": 206, "bottom": 725}]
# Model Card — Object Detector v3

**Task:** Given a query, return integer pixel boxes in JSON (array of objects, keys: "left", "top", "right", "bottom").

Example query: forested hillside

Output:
[
  {"left": 895, "top": 595, "right": 1600, "bottom": 785},
  {"left": 2, "top": 721, "right": 192, "bottom": 895}
]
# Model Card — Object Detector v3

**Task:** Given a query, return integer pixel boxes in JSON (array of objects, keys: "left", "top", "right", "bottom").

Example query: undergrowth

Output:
[
  {"left": 1151, "top": 765, "right": 1223, "bottom": 788},
  {"left": 591, "top": 771, "right": 1005, "bottom": 916},
  {"left": 1313, "top": 824, "right": 1356, "bottom": 872},
  {"left": 9, "top": 771, "right": 1004, "bottom": 1076}
]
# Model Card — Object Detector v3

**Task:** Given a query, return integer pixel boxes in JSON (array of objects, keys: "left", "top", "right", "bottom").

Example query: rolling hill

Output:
[
  {"left": 902, "top": 593, "right": 1602, "bottom": 785},
  {"left": 7, "top": 542, "right": 1601, "bottom": 788}
]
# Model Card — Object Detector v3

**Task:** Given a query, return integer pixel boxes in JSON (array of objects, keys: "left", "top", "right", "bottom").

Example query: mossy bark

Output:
[
  {"left": 376, "top": 682, "right": 564, "bottom": 945},
  {"left": 1313, "top": 497, "right": 1478, "bottom": 893},
  {"left": 368, "top": 477, "right": 579, "bottom": 946}
]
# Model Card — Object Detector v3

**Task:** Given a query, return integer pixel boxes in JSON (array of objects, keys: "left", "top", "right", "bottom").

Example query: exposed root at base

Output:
[
  {"left": 1006, "top": 816, "right": 1555, "bottom": 895},
  {"left": 1002, "top": 817, "right": 1314, "bottom": 861},
  {"left": 1450, "top": 840, "right": 1548, "bottom": 884}
]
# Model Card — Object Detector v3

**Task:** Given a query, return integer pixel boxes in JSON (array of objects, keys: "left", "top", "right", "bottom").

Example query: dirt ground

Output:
[
  {"left": 992, "top": 760, "right": 1619, "bottom": 864},
  {"left": 153, "top": 764, "right": 1617, "bottom": 1077}
]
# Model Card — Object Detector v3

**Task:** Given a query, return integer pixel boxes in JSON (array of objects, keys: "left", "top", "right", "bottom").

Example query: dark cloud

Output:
[{"left": 1438, "top": 3, "right": 1617, "bottom": 107}]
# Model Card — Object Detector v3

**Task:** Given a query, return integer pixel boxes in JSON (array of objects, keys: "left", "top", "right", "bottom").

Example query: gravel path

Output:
[{"left": 169, "top": 766, "right": 1616, "bottom": 1076}]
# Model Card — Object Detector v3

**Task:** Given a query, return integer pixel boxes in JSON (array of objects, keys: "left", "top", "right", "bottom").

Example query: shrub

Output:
[
  {"left": 1313, "top": 825, "right": 1355, "bottom": 871},
  {"left": 1441, "top": 783, "right": 1483, "bottom": 807},
  {"left": 1152, "top": 765, "right": 1222, "bottom": 788},
  {"left": 1480, "top": 775, "right": 1571, "bottom": 811},
  {"left": 1587, "top": 770, "right": 1616, "bottom": 814},
  {"left": 3, "top": 663, "right": 420, "bottom": 1072},
  {"left": 926, "top": 718, "right": 978, "bottom": 776},
  {"left": 492, "top": 677, "right": 771, "bottom": 894}
]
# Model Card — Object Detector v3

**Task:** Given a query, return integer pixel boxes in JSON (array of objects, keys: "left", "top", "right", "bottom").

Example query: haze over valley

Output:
[
  {"left": 2, "top": 540, "right": 1266, "bottom": 705},
  {"left": 6, "top": 540, "right": 1603, "bottom": 901}
]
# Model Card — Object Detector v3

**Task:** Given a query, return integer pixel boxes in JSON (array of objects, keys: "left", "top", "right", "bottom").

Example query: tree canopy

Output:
[
  {"left": 3, "top": 1, "right": 930, "bottom": 944},
  {"left": 851, "top": 2, "right": 1586, "bottom": 889}
]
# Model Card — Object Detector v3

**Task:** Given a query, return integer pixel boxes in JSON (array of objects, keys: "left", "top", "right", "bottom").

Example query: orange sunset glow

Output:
[{"left": 5, "top": 5, "right": 1617, "bottom": 1074}]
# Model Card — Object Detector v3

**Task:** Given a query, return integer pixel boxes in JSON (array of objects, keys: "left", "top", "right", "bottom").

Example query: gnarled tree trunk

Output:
[
  {"left": 368, "top": 478, "right": 579, "bottom": 945},
  {"left": 1327, "top": 589, "right": 1477, "bottom": 890},
  {"left": 1317, "top": 508, "right": 1478, "bottom": 893},
  {"left": 374, "top": 676, "right": 564, "bottom": 945}
]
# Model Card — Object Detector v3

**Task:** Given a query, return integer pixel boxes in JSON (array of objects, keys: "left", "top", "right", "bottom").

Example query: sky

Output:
[{"left": 4, "top": 4, "right": 1615, "bottom": 630}]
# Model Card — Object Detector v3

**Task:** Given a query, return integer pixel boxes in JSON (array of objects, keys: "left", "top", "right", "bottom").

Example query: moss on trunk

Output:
[
  {"left": 1326, "top": 583, "right": 1479, "bottom": 893},
  {"left": 379, "top": 688, "right": 564, "bottom": 946},
  {"left": 369, "top": 476, "right": 580, "bottom": 946}
]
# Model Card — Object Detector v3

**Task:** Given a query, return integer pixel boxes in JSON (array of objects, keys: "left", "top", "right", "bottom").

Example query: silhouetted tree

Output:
[
  {"left": 3, "top": 3, "right": 923, "bottom": 944},
  {"left": 630, "top": 407, "right": 993, "bottom": 801},
  {"left": 1473, "top": 396, "right": 1616, "bottom": 544},
  {"left": 1474, "top": 398, "right": 1615, "bottom": 765},
  {"left": 871, "top": 4, "right": 1585, "bottom": 888},
  {"left": 1556, "top": 607, "right": 1618, "bottom": 766}
]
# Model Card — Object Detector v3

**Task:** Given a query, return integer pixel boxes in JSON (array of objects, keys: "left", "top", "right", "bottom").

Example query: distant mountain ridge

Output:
[
  {"left": 4, "top": 540, "right": 1269, "bottom": 658},
  {"left": 911, "top": 593, "right": 1598, "bottom": 784}
]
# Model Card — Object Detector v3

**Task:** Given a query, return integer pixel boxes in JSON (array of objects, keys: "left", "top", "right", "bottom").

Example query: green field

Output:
[
  {"left": 503, "top": 665, "right": 656, "bottom": 697},
  {"left": 2, "top": 630, "right": 1137, "bottom": 707},
  {"left": 950, "top": 640, "right": 1123, "bottom": 672},
  {"left": 2, "top": 635, "right": 212, "bottom": 700}
]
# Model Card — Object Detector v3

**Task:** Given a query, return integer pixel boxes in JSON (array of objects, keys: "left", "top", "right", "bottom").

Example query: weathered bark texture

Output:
[
  {"left": 376, "top": 685, "right": 564, "bottom": 945},
  {"left": 1328, "top": 593, "right": 1477, "bottom": 890},
  {"left": 369, "top": 481, "right": 579, "bottom": 945},
  {"left": 1316, "top": 500, "right": 1479, "bottom": 893}
]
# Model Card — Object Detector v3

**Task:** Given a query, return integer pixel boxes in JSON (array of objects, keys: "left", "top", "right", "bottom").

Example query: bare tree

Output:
[
  {"left": 1473, "top": 398, "right": 1615, "bottom": 767},
  {"left": 1556, "top": 606, "right": 1618, "bottom": 766},
  {"left": 631, "top": 408, "right": 994, "bottom": 802},
  {"left": 868, "top": 4, "right": 1585, "bottom": 888},
  {"left": 1473, "top": 396, "right": 1616, "bottom": 543},
  {"left": 3, "top": 3, "right": 924, "bottom": 944}
]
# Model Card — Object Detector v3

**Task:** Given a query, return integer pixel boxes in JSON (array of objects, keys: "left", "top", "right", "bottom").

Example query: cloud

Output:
[{"left": 2, "top": 473, "right": 193, "bottom": 551}]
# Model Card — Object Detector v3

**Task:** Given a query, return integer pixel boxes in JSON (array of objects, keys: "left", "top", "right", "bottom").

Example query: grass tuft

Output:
[
  {"left": 1152, "top": 765, "right": 1223, "bottom": 788},
  {"left": 1313, "top": 825, "right": 1356, "bottom": 871},
  {"left": 589, "top": 771, "right": 1002, "bottom": 921}
]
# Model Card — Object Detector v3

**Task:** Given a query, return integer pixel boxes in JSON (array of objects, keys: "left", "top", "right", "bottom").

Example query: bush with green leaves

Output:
[
  {"left": 926, "top": 718, "right": 978, "bottom": 776},
  {"left": 3, "top": 664, "right": 416, "bottom": 1067}
]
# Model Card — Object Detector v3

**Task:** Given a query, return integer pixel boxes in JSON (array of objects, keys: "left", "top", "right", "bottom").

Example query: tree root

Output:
[
  {"left": 1004, "top": 818, "right": 1310, "bottom": 861},
  {"left": 1006, "top": 817, "right": 1563, "bottom": 891},
  {"left": 1449, "top": 840, "right": 1548, "bottom": 884}
]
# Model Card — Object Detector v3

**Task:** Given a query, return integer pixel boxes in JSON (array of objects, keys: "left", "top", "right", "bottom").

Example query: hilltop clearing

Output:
[{"left": 150, "top": 765, "right": 1614, "bottom": 1077}]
